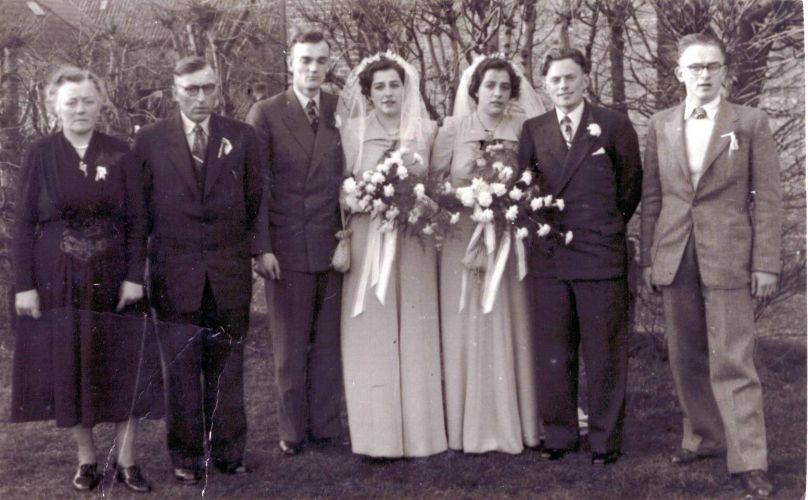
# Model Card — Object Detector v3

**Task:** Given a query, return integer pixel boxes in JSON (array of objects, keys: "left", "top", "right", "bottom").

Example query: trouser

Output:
[
  {"left": 265, "top": 269, "right": 342, "bottom": 442},
  {"left": 662, "top": 234, "right": 767, "bottom": 473},
  {"left": 155, "top": 279, "right": 248, "bottom": 469},
  {"left": 529, "top": 276, "right": 628, "bottom": 454}
]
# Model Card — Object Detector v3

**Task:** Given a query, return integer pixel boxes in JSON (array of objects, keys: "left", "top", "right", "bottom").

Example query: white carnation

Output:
[
  {"left": 509, "top": 187, "right": 524, "bottom": 201},
  {"left": 505, "top": 205, "right": 519, "bottom": 221},
  {"left": 342, "top": 177, "right": 357, "bottom": 194},
  {"left": 396, "top": 165, "right": 409, "bottom": 180},
  {"left": 491, "top": 183, "right": 507, "bottom": 197},
  {"left": 413, "top": 183, "right": 426, "bottom": 198},
  {"left": 383, "top": 184, "right": 395, "bottom": 197},
  {"left": 520, "top": 171, "right": 533, "bottom": 185},
  {"left": 564, "top": 230, "right": 574, "bottom": 245},
  {"left": 555, "top": 198, "right": 565, "bottom": 211},
  {"left": 530, "top": 197, "right": 543, "bottom": 211},
  {"left": 515, "top": 227, "right": 529, "bottom": 240},
  {"left": 449, "top": 212, "right": 460, "bottom": 224},
  {"left": 537, "top": 224, "right": 551, "bottom": 237},
  {"left": 371, "top": 172, "right": 386, "bottom": 184},
  {"left": 477, "top": 191, "right": 493, "bottom": 208}
]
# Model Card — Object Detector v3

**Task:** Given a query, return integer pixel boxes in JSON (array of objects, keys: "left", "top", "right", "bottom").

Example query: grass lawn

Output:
[{"left": 0, "top": 313, "right": 804, "bottom": 499}]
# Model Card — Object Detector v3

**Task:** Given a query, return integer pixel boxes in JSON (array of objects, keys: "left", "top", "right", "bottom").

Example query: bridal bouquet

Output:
[
  {"left": 442, "top": 140, "right": 571, "bottom": 313},
  {"left": 342, "top": 146, "right": 459, "bottom": 317},
  {"left": 343, "top": 146, "right": 458, "bottom": 243}
]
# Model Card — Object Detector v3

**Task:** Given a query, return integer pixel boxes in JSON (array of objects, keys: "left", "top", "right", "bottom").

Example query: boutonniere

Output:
[
  {"left": 720, "top": 131, "right": 739, "bottom": 155},
  {"left": 218, "top": 137, "right": 233, "bottom": 158},
  {"left": 94, "top": 165, "right": 107, "bottom": 181},
  {"left": 587, "top": 123, "right": 601, "bottom": 137}
]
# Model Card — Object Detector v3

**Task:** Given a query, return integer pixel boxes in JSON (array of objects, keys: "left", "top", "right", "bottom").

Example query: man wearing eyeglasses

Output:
[
  {"left": 640, "top": 33, "right": 782, "bottom": 498},
  {"left": 133, "top": 56, "right": 269, "bottom": 484}
]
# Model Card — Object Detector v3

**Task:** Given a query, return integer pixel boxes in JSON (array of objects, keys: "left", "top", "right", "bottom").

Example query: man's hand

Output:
[
  {"left": 15, "top": 289, "right": 41, "bottom": 319},
  {"left": 116, "top": 281, "right": 144, "bottom": 311},
  {"left": 751, "top": 271, "right": 778, "bottom": 300},
  {"left": 255, "top": 253, "right": 281, "bottom": 280},
  {"left": 642, "top": 267, "right": 659, "bottom": 296}
]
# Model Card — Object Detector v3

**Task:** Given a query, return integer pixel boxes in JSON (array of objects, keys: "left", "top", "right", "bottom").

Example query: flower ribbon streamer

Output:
[
  {"left": 459, "top": 226, "right": 528, "bottom": 314},
  {"left": 352, "top": 217, "right": 398, "bottom": 317}
]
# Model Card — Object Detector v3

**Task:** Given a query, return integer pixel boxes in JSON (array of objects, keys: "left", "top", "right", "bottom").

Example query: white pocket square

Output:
[{"left": 592, "top": 147, "right": 606, "bottom": 155}]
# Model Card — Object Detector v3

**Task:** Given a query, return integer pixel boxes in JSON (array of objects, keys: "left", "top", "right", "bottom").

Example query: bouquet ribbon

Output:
[
  {"left": 352, "top": 217, "right": 398, "bottom": 317},
  {"left": 459, "top": 225, "right": 529, "bottom": 314}
]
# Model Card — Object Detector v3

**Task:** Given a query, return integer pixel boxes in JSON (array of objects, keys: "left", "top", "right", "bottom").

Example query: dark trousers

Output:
[
  {"left": 528, "top": 276, "right": 628, "bottom": 453},
  {"left": 266, "top": 269, "right": 342, "bottom": 443},
  {"left": 154, "top": 279, "right": 248, "bottom": 469}
]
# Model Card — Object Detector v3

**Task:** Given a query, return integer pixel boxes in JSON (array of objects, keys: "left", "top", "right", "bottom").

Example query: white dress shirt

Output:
[
  {"left": 180, "top": 112, "right": 210, "bottom": 151},
  {"left": 684, "top": 95, "right": 721, "bottom": 188},
  {"left": 555, "top": 101, "right": 585, "bottom": 142}
]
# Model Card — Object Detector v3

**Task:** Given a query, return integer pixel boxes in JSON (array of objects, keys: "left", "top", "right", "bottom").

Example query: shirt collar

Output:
[
  {"left": 292, "top": 86, "right": 320, "bottom": 110},
  {"left": 180, "top": 112, "right": 210, "bottom": 137},
  {"left": 684, "top": 95, "right": 721, "bottom": 120},
  {"left": 555, "top": 100, "right": 585, "bottom": 130}
]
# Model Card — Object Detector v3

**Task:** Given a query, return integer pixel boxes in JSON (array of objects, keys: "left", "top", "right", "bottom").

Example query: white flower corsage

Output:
[
  {"left": 218, "top": 137, "right": 233, "bottom": 158},
  {"left": 720, "top": 132, "right": 739, "bottom": 155},
  {"left": 587, "top": 123, "right": 601, "bottom": 137},
  {"left": 94, "top": 165, "right": 107, "bottom": 181}
]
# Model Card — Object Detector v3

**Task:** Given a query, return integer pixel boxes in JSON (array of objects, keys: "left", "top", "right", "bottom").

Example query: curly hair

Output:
[
  {"left": 44, "top": 65, "right": 107, "bottom": 117},
  {"left": 358, "top": 56, "right": 406, "bottom": 99},
  {"left": 468, "top": 57, "right": 520, "bottom": 103}
]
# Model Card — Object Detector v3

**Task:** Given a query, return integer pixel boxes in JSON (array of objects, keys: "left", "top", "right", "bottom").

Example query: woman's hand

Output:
[
  {"left": 116, "top": 281, "right": 144, "bottom": 311},
  {"left": 15, "top": 289, "right": 41, "bottom": 319}
]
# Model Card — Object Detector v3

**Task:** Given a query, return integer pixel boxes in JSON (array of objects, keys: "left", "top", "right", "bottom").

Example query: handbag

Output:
[{"left": 331, "top": 209, "right": 352, "bottom": 273}]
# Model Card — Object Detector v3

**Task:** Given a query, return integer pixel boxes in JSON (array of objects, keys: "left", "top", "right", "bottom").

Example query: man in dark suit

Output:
[
  {"left": 134, "top": 56, "right": 269, "bottom": 483},
  {"left": 518, "top": 47, "right": 642, "bottom": 465},
  {"left": 246, "top": 30, "right": 343, "bottom": 455},
  {"left": 641, "top": 34, "right": 781, "bottom": 498}
]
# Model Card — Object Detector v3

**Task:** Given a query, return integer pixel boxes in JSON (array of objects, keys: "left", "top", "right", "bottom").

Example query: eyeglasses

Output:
[
  {"left": 177, "top": 84, "right": 217, "bottom": 96},
  {"left": 683, "top": 63, "right": 725, "bottom": 75}
]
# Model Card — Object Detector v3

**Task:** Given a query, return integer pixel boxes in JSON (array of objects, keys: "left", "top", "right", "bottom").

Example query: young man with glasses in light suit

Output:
[
  {"left": 134, "top": 56, "right": 270, "bottom": 484},
  {"left": 640, "top": 33, "right": 782, "bottom": 498}
]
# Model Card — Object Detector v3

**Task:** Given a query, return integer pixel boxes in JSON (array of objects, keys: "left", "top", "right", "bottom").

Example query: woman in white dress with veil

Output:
[
  {"left": 431, "top": 55, "right": 545, "bottom": 454},
  {"left": 337, "top": 53, "right": 447, "bottom": 458}
]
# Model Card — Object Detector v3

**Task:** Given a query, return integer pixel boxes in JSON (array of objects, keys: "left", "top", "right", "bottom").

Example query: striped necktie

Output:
[
  {"left": 306, "top": 100, "right": 319, "bottom": 133},
  {"left": 191, "top": 124, "right": 207, "bottom": 183},
  {"left": 560, "top": 115, "right": 573, "bottom": 149}
]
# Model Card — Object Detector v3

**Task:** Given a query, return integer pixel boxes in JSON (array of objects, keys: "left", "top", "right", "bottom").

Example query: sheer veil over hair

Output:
[
  {"left": 452, "top": 54, "right": 545, "bottom": 119},
  {"left": 337, "top": 51, "right": 433, "bottom": 174}
]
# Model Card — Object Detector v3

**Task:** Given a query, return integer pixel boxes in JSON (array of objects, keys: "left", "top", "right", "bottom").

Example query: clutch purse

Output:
[{"left": 331, "top": 210, "right": 352, "bottom": 273}]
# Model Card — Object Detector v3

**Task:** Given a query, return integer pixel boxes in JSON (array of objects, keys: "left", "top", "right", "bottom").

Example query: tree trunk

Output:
[{"left": 605, "top": 1, "right": 628, "bottom": 114}]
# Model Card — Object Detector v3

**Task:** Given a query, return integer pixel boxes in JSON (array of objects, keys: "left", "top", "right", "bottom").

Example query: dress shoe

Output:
[
  {"left": 173, "top": 467, "right": 202, "bottom": 485},
  {"left": 214, "top": 460, "right": 250, "bottom": 475},
  {"left": 72, "top": 463, "right": 100, "bottom": 491},
  {"left": 591, "top": 450, "right": 622, "bottom": 465},
  {"left": 115, "top": 464, "right": 151, "bottom": 493},
  {"left": 736, "top": 469, "right": 773, "bottom": 498},
  {"left": 279, "top": 440, "right": 303, "bottom": 455},
  {"left": 539, "top": 447, "right": 573, "bottom": 461},
  {"left": 670, "top": 448, "right": 718, "bottom": 465}
]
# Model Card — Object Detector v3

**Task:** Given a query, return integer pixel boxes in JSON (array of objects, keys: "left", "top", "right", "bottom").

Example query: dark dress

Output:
[{"left": 10, "top": 131, "right": 161, "bottom": 427}]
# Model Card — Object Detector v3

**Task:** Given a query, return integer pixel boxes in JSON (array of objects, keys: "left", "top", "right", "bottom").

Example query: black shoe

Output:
[
  {"left": 591, "top": 450, "right": 622, "bottom": 465},
  {"left": 540, "top": 447, "right": 573, "bottom": 461},
  {"left": 173, "top": 467, "right": 202, "bottom": 485},
  {"left": 279, "top": 440, "right": 303, "bottom": 455},
  {"left": 736, "top": 470, "right": 773, "bottom": 498},
  {"left": 214, "top": 460, "right": 250, "bottom": 475},
  {"left": 670, "top": 448, "right": 719, "bottom": 465},
  {"left": 115, "top": 465, "right": 151, "bottom": 493},
  {"left": 72, "top": 463, "right": 100, "bottom": 491}
]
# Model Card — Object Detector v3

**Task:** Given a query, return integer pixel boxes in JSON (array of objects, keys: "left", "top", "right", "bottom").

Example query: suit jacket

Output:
[
  {"left": 639, "top": 99, "right": 782, "bottom": 288},
  {"left": 518, "top": 101, "right": 643, "bottom": 280},
  {"left": 134, "top": 112, "right": 267, "bottom": 313},
  {"left": 246, "top": 88, "right": 343, "bottom": 273}
]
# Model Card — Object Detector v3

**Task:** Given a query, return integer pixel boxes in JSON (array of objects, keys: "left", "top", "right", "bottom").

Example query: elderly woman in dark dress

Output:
[{"left": 11, "top": 66, "right": 156, "bottom": 493}]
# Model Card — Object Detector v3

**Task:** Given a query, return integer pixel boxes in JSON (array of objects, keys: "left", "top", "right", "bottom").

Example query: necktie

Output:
[
  {"left": 560, "top": 115, "right": 573, "bottom": 149},
  {"left": 306, "top": 100, "right": 319, "bottom": 133},
  {"left": 692, "top": 107, "right": 707, "bottom": 119},
  {"left": 191, "top": 124, "right": 207, "bottom": 183}
]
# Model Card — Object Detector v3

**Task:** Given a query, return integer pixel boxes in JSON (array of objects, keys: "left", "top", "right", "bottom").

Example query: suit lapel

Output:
[
  {"left": 699, "top": 100, "right": 739, "bottom": 182},
  {"left": 663, "top": 103, "right": 692, "bottom": 191},
  {"left": 165, "top": 114, "right": 201, "bottom": 198},
  {"left": 554, "top": 102, "right": 598, "bottom": 196},
  {"left": 282, "top": 88, "right": 315, "bottom": 160},
  {"left": 203, "top": 114, "right": 225, "bottom": 197}
]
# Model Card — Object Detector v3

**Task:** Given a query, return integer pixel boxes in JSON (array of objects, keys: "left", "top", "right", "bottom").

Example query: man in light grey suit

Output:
[{"left": 640, "top": 33, "right": 782, "bottom": 498}]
